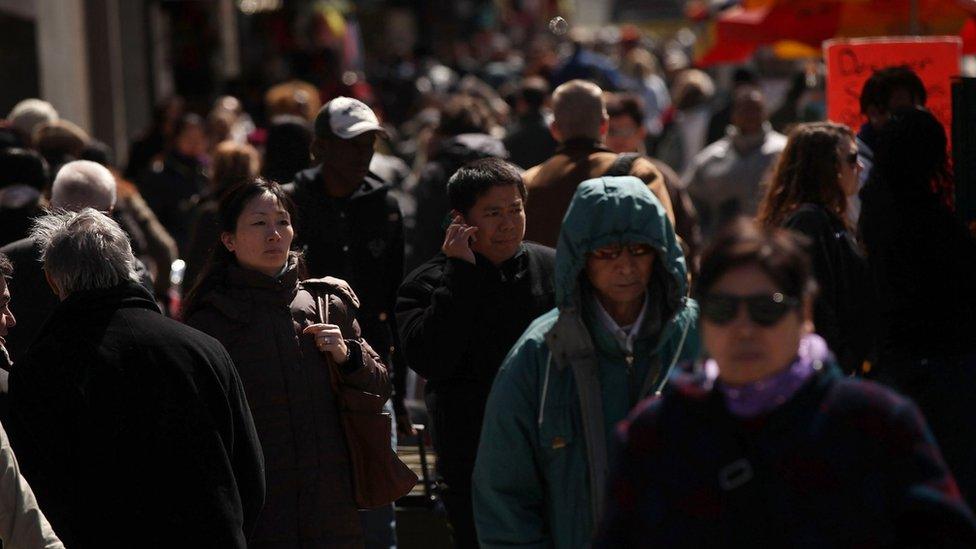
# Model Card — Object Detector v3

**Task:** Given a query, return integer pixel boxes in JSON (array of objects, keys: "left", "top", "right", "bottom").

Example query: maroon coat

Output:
[{"left": 186, "top": 258, "right": 391, "bottom": 548}]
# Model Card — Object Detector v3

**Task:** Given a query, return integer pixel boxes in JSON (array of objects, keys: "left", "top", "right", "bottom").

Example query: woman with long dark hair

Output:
[
  {"left": 757, "top": 121, "right": 873, "bottom": 374},
  {"left": 184, "top": 177, "right": 391, "bottom": 548}
]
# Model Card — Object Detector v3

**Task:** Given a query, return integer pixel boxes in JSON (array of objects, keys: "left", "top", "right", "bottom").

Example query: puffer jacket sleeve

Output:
[
  {"left": 472, "top": 335, "right": 549, "bottom": 549},
  {"left": 330, "top": 293, "right": 393, "bottom": 401}
]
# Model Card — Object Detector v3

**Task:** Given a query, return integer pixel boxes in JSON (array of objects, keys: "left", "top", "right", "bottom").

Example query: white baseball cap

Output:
[{"left": 317, "top": 96, "right": 385, "bottom": 139}]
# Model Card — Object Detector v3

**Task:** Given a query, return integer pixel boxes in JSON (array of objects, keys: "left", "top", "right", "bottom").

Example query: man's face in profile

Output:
[{"left": 0, "top": 276, "right": 15, "bottom": 353}]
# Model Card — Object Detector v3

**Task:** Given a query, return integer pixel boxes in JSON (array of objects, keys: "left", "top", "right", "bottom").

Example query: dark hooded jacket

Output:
[
  {"left": 9, "top": 281, "right": 265, "bottom": 548},
  {"left": 185, "top": 257, "right": 391, "bottom": 548}
]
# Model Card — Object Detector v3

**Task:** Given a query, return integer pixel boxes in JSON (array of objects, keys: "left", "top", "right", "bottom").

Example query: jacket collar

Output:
[
  {"left": 473, "top": 243, "right": 529, "bottom": 283},
  {"left": 203, "top": 255, "right": 300, "bottom": 322},
  {"left": 295, "top": 165, "right": 390, "bottom": 202},
  {"left": 42, "top": 281, "right": 160, "bottom": 331},
  {"left": 557, "top": 137, "right": 611, "bottom": 154}
]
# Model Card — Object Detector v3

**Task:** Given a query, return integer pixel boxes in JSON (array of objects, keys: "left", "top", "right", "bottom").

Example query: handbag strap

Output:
[{"left": 314, "top": 293, "right": 344, "bottom": 393}]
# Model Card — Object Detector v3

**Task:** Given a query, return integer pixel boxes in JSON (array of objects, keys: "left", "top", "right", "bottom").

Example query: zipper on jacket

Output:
[{"left": 625, "top": 354, "right": 638, "bottom": 406}]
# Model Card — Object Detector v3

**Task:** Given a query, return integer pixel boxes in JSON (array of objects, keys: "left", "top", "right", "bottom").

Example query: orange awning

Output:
[{"left": 697, "top": 0, "right": 976, "bottom": 65}]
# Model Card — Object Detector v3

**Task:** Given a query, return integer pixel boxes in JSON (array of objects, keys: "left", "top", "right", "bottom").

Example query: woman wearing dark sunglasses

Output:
[
  {"left": 757, "top": 121, "right": 874, "bottom": 374},
  {"left": 596, "top": 219, "right": 976, "bottom": 547}
]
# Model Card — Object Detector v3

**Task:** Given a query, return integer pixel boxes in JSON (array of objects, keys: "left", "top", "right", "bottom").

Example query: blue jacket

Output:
[{"left": 473, "top": 176, "right": 700, "bottom": 548}]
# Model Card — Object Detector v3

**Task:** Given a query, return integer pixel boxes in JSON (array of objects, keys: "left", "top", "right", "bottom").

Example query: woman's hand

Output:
[{"left": 303, "top": 323, "right": 350, "bottom": 364}]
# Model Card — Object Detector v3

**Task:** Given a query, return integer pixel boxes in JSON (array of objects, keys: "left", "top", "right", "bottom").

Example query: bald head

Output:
[
  {"left": 551, "top": 80, "right": 607, "bottom": 142},
  {"left": 51, "top": 160, "right": 117, "bottom": 212}
]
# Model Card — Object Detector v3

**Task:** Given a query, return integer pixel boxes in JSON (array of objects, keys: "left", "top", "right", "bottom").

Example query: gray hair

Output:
[
  {"left": 8, "top": 99, "right": 59, "bottom": 139},
  {"left": 31, "top": 209, "right": 139, "bottom": 295},
  {"left": 0, "top": 252, "right": 11, "bottom": 280},
  {"left": 552, "top": 80, "right": 607, "bottom": 141},
  {"left": 50, "top": 160, "right": 117, "bottom": 211}
]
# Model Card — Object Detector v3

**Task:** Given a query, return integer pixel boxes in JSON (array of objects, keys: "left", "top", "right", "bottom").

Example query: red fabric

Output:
[
  {"left": 699, "top": 2, "right": 842, "bottom": 65},
  {"left": 962, "top": 16, "right": 976, "bottom": 54}
]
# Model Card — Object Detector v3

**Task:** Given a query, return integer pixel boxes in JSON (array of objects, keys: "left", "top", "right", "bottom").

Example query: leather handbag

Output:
[{"left": 315, "top": 293, "right": 418, "bottom": 509}]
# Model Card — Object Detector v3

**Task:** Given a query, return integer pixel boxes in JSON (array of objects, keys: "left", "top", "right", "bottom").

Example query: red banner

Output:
[{"left": 824, "top": 37, "right": 961, "bottom": 138}]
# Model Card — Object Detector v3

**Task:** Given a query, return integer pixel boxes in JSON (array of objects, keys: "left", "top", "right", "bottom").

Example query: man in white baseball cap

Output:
[{"left": 286, "top": 97, "right": 404, "bottom": 547}]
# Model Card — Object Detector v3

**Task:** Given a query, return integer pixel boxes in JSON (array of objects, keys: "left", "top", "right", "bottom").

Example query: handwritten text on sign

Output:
[{"left": 824, "top": 37, "right": 961, "bottom": 137}]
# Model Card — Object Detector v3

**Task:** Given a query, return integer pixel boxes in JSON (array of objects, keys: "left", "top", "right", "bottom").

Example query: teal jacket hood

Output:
[
  {"left": 473, "top": 176, "right": 700, "bottom": 549},
  {"left": 554, "top": 176, "right": 688, "bottom": 312}
]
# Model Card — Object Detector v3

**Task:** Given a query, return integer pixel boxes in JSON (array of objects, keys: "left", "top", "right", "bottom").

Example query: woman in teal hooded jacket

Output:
[{"left": 472, "top": 176, "right": 700, "bottom": 548}]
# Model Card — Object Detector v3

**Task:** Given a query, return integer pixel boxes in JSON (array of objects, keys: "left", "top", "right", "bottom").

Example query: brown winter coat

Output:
[
  {"left": 186, "top": 257, "right": 391, "bottom": 548},
  {"left": 523, "top": 138, "right": 674, "bottom": 248}
]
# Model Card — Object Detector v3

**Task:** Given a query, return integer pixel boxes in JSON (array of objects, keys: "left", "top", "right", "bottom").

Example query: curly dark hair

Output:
[{"left": 757, "top": 121, "right": 853, "bottom": 230}]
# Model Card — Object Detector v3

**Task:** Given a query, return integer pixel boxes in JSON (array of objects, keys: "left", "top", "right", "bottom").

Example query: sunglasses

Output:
[
  {"left": 589, "top": 243, "right": 654, "bottom": 261},
  {"left": 700, "top": 292, "right": 800, "bottom": 327},
  {"left": 844, "top": 152, "right": 859, "bottom": 166}
]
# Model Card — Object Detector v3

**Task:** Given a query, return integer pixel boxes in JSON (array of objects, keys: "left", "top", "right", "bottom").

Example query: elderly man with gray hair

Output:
[
  {"left": 0, "top": 160, "right": 154, "bottom": 363},
  {"left": 522, "top": 79, "right": 675, "bottom": 248},
  {"left": 7, "top": 209, "right": 265, "bottom": 547}
]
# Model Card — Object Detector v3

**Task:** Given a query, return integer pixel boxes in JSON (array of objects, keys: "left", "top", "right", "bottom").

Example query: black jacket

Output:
[
  {"left": 286, "top": 166, "right": 406, "bottom": 411},
  {"left": 0, "top": 236, "right": 155, "bottom": 363},
  {"left": 9, "top": 282, "right": 265, "bottom": 548},
  {"left": 783, "top": 204, "right": 874, "bottom": 373},
  {"left": 504, "top": 113, "right": 557, "bottom": 170},
  {"left": 859, "top": 175, "right": 976, "bottom": 365},
  {"left": 396, "top": 243, "right": 556, "bottom": 485}
]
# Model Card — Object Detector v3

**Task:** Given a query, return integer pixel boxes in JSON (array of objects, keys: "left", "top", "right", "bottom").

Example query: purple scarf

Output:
[{"left": 704, "top": 334, "right": 830, "bottom": 418}]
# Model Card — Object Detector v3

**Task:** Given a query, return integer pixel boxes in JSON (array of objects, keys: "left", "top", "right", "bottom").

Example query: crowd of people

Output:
[{"left": 0, "top": 28, "right": 974, "bottom": 548}]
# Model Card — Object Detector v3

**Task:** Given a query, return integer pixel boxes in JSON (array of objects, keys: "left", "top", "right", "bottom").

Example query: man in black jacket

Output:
[
  {"left": 286, "top": 97, "right": 405, "bottom": 547},
  {"left": 1, "top": 160, "right": 154, "bottom": 363},
  {"left": 9, "top": 209, "right": 265, "bottom": 548},
  {"left": 397, "top": 158, "right": 556, "bottom": 548}
]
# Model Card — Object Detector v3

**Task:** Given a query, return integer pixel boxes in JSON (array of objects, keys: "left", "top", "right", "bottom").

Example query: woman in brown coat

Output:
[{"left": 184, "top": 177, "right": 390, "bottom": 548}]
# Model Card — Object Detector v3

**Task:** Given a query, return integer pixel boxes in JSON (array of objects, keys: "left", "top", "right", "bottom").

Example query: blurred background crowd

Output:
[{"left": 2, "top": 1, "right": 976, "bottom": 546}]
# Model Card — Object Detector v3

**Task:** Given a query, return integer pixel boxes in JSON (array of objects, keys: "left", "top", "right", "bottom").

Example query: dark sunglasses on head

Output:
[
  {"left": 589, "top": 243, "right": 654, "bottom": 261},
  {"left": 700, "top": 292, "right": 800, "bottom": 327},
  {"left": 844, "top": 152, "right": 859, "bottom": 166}
]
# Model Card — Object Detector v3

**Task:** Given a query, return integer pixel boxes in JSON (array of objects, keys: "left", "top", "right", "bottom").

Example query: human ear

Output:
[
  {"left": 548, "top": 121, "right": 562, "bottom": 142},
  {"left": 43, "top": 270, "right": 63, "bottom": 300},
  {"left": 220, "top": 232, "right": 236, "bottom": 252},
  {"left": 310, "top": 137, "right": 327, "bottom": 163}
]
